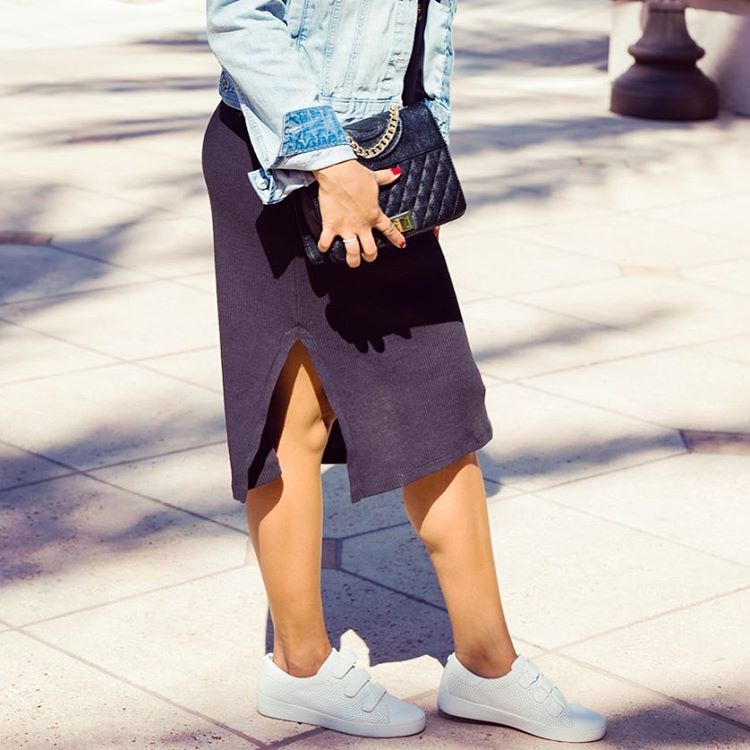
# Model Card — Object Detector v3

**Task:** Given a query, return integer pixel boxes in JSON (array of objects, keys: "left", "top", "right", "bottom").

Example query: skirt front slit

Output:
[{"left": 201, "top": 101, "right": 493, "bottom": 504}]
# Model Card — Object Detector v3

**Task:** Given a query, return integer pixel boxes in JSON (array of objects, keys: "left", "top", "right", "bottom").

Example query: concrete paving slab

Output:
[
  {"left": 88, "top": 442, "right": 246, "bottom": 533},
  {"left": 536, "top": 453, "right": 750, "bottom": 567},
  {"left": 0, "top": 473, "right": 246, "bottom": 625},
  {"left": 0, "top": 363, "right": 225, "bottom": 470},
  {"left": 645, "top": 194, "right": 750, "bottom": 245},
  {"left": 120, "top": 126, "right": 215, "bottom": 163},
  {"left": 1, "top": 139, "right": 194, "bottom": 191},
  {"left": 522, "top": 347, "right": 750, "bottom": 432},
  {"left": 344, "top": 492, "right": 750, "bottom": 650},
  {"left": 443, "top": 234, "right": 619, "bottom": 297},
  {"left": 682, "top": 259, "right": 750, "bottom": 297},
  {"left": 564, "top": 587, "right": 750, "bottom": 726},
  {"left": 462, "top": 295, "right": 666, "bottom": 381},
  {"left": 452, "top": 181, "right": 613, "bottom": 232},
  {"left": 0, "top": 242, "right": 151, "bottom": 304},
  {"left": 24, "top": 566, "right": 472, "bottom": 742},
  {"left": 169, "top": 272, "right": 216, "bottom": 294},
  {"left": 507, "top": 213, "right": 750, "bottom": 268},
  {"left": 51, "top": 216, "right": 214, "bottom": 278},
  {"left": 0, "top": 630, "right": 254, "bottom": 749},
  {"left": 696, "top": 333, "right": 750, "bottom": 367},
  {"left": 0, "top": 321, "right": 115, "bottom": 386},
  {"left": 0, "top": 279, "right": 219, "bottom": 360},
  {"left": 554, "top": 151, "right": 746, "bottom": 212},
  {"left": 480, "top": 382, "right": 684, "bottom": 491},
  {"left": 0, "top": 184, "right": 165, "bottom": 234},
  {"left": 513, "top": 275, "right": 750, "bottom": 348},
  {"left": 0, "top": 441, "right": 72, "bottom": 493},
  {"left": 492, "top": 493, "right": 750, "bottom": 649},
  {"left": 139, "top": 346, "right": 222, "bottom": 393}
]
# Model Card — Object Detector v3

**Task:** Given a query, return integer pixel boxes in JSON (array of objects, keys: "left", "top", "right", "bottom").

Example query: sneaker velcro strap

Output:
[
  {"left": 331, "top": 649, "right": 359, "bottom": 679},
  {"left": 360, "top": 682, "right": 388, "bottom": 712},
  {"left": 547, "top": 687, "right": 567, "bottom": 717},
  {"left": 533, "top": 674, "right": 556, "bottom": 703},
  {"left": 518, "top": 662, "right": 541, "bottom": 689},
  {"left": 343, "top": 667, "right": 371, "bottom": 697}
]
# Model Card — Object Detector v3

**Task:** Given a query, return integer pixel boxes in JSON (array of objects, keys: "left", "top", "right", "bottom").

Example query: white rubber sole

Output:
[
  {"left": 437, "top": 691, "right": 606, "bottom": 743},
  {"left": 257, "top": 693, "right": 426, "bottom": 738}
]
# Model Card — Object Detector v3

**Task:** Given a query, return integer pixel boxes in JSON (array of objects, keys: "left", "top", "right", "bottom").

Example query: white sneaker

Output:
[
  {"left": 438, "top": 653, "right": 607, "bottom": 743},
  {"left": 256, "top": 646, "right": 426, "bottom": 737}
]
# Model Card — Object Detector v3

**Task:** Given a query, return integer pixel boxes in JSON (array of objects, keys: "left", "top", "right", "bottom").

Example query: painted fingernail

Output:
[
  {"left": 400, "top": 240, "right": 406, "bottom": 248},
  {"left": 391, "top": 166, "right": 401, "bottom": 175}
]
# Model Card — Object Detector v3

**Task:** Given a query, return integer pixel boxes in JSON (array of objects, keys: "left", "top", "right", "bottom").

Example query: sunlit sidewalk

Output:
[{"left": 1, "top": 0, "right": 749, "bottom": 747}]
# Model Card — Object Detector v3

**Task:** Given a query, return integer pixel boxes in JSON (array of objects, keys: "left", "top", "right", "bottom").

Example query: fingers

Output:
[
  {"left": 373, "top": 165, "right": 402, "bottom": 186},
  {"left": 372, "top": 209, "right": 406, "bottom": 249},
  {"left": 317, "top": 225, "right": 336, "bottom": 254},
  {"left": 341, "top": 234, "right": 362, "bottom": 268},
  {"left": 358, "top": 228, "right": 378, "bottom": 264}
]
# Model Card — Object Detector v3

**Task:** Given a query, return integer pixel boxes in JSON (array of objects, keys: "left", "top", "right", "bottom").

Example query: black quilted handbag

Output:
[{"left": 291, "top": 100, "right": 467, "bottom": 264}]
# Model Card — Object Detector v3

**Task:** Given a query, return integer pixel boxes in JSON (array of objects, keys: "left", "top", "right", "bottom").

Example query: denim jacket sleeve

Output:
[{"left": 205, "top": 0, "right": 357, "bottom": 176}]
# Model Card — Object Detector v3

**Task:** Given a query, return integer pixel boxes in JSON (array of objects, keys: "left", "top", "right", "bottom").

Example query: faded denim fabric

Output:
[{"left": 205, "top": 0, "right": 458, "bottom": 204}]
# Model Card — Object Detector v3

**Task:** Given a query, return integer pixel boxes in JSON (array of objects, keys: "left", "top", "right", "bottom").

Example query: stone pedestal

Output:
[
  {"left": 609, "top": 0, "right": 750, "bottom": 115},
  {"left": 611, "top": 0, "right": 718, "bottom": 120}
]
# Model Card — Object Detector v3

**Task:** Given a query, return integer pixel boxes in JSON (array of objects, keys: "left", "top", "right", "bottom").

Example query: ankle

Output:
[
  {"left": 272, "top": 643, "right": 334, "bottom": 677},
  {"left": 454, "top": 647, "right": 517, "bottom": 679}
]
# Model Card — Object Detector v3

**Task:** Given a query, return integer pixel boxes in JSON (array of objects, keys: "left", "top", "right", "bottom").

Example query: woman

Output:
[{"left": 201, "top": 0, "right": 606, "bottom": 743}]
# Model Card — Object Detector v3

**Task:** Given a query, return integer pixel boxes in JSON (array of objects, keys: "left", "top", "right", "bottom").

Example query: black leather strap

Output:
[{"left": 402, "top": 0, "right": 429, "bottom": 106}]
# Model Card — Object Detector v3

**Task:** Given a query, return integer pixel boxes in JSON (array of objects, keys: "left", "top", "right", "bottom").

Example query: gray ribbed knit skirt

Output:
[{"left": 201, "top": 100, "right": 493, "bottom": 504}]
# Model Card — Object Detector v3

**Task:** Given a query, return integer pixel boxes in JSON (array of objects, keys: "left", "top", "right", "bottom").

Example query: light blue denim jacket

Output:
[{"left": 205, "top": 0, "right": 457, "bottom": 204}]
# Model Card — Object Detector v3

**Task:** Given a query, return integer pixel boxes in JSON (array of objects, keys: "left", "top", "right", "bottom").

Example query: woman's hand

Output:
[{"left": 311, "top": 160, "right": 406, "bottom": 268}]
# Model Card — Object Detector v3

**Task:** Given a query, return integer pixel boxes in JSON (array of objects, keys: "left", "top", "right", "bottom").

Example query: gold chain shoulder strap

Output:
[{"left": 345, "top": 104, "right": 401, "bottom": 159}]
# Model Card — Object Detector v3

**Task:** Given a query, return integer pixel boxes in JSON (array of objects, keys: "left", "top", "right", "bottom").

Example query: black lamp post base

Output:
[
  {"left": 611, "top": 63, "right": 719, "bottom": 121},
  {"left": 609, "top": 0, "right": 719, "bottom": 122}
]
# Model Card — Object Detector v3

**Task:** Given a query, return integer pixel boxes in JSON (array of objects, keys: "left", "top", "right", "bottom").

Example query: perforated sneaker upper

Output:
[
  {"left": 258, "top": 647, "right": 393, "bottom": 725},
  {"left": 443, "top": 654, "right": 575, "bottom": 729}
]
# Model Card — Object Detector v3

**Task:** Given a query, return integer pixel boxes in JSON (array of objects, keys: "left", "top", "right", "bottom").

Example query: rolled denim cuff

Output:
[
  {"left": 275, "top": 142, "right": 357, "bottom": 172},
  {"left": 270, "top": 105, "right": 356, "bottom": 169}
]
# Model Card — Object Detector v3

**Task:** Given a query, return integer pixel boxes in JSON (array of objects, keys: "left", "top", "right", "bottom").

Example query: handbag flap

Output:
[{"left": 343, "top": 101, "right": 442, "bottom": 168}]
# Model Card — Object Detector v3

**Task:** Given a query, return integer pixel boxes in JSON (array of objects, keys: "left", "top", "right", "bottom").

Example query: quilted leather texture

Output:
[{"left": 291, "top": 101, "right": 467, "bottom": 264}]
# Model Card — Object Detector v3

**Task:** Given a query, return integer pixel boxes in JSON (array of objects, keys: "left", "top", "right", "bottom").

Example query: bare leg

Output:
[
  {"left": 402, "top": 452, "right": 518, "bottom": 678},
  {"left": 245, "top": 340, "right": 335, "bottom": 678}
]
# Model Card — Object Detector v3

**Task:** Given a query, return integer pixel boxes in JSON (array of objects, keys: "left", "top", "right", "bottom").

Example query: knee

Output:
[{"left": 301, "top": 413, "right": 332, "bottom": 456}]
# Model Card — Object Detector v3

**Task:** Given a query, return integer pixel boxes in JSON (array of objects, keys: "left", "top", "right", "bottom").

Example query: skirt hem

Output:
[{"left": 347, "top": 419, "right": 494, "bottom": 503}]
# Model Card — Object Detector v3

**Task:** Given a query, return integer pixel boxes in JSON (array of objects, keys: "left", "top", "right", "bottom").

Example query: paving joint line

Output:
[
  {"left": 490, "top": 341, "right": 688, "bottom": 384},
  {"left": 0, "top": 314, "right": 223, "bottom": 393},
  {"left": 516, "top": 377, "right": 698, "bottom": 435},
  {"left": 553, "top": 651, "right": 750, "bottom": 734},
  {"left": 497, "top": 449, "right": 690, "bottom": 496},
  {"left": 332, "top": 566, "right": 448, "bottom": 614},
  {"left": 16, "top": 563, "right": 249, "bottom": 630},
  {"left": 9, "top": 627, "right": 263, "bottom": 747},
  {"left": 551, "top": 582, "right": 750, "bottom": 654},
  {"left": 531, "top": 491, "right": 750, "bottom": 570},
  {"left": 77, "top": 469, "right": 248, "bottom": 535}
]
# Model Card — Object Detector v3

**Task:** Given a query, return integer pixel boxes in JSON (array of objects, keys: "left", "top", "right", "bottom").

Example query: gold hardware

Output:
[
  {"left": 389, "top": 210, "right": 415, "bottom": 233},
  {"left": 346, "top": 104, "right": 401, "bottom": 159}
]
